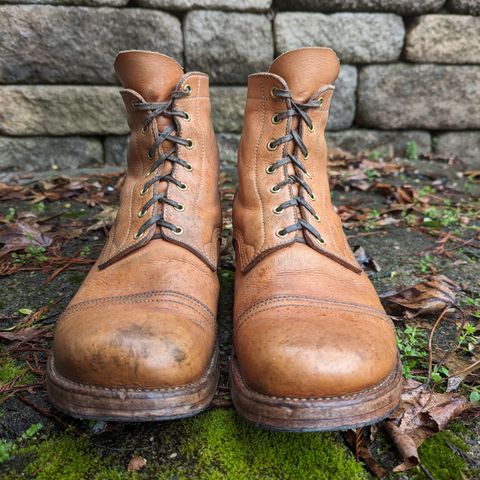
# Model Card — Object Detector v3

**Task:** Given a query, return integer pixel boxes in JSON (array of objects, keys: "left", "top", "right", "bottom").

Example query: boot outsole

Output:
[
  {"left": 46, "top": 346, "right": 219, "bottom": 422},
  {"left": 230, "top": 356, "right": 402, "bottom": 432}
]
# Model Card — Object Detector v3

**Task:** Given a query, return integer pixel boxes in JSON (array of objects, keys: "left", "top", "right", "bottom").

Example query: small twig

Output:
[
  {"left": 419, "top": 462, "right": 437, "bottom": 480},
  {"left": 17, "top": 394, "right": 78, "bottom": 432},
  {"left": 426, "top": 306, "right": 449, "bottom": 386},
  {"left": 452, "top": 359, "right": 480, "bottom": 379}
]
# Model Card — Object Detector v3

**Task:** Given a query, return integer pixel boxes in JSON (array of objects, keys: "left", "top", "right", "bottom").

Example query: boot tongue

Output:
[
  {"left": 114, "top": 50, "right": 184, "bottom": 102},
  {"left": 268, "top": 47, "right": 340, "bottom": 102}
]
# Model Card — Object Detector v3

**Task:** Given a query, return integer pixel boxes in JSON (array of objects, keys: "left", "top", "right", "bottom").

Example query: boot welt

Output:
[
  {"left": 46, "top": 345, "right": 219, "bottom": 421},
  {"left": 230, "top": 356, "right": 402, "bottom": 432}
]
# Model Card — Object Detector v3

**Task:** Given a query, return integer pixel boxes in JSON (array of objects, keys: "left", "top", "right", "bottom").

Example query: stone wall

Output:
[{"left": 0, "top": 0, "right": 479, "bottom": 172}]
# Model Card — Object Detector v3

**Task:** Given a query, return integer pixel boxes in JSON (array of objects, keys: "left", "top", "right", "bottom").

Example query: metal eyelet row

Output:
[{"left": 133, "top": 224, "right": 184, "bottom": 240}]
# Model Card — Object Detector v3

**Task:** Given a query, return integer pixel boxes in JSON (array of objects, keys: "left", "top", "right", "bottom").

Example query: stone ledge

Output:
[
  {"left": 406, "top": 15, "right": 480, "bottom": 64},
  {"left": 274, "top": 0, "right": 446, "bottom": 14},
  {"left": 210, "top": 87, "right": 247, "bottom": 133},
  {"left": 0, "top": 136, "right": 103, "bottom": 171},
  {"left": 0, "top": 82, "right": 357, "bottom": 136},
  {"left": 329, "top": 65, "right": 357, "bottom": 131},
  {"left": 0, "top": 86, "right": 127, "bottom": 135},
  {"left": 184, "top": 11, "right": 274, "bottom": 85},
  {"left": 0, "top": 6, "right": 182, "bottom": 84},
  {"left": 447, "top": 0, "right": 480, "bottom": 15},
  {"left": 274, "top": 13, "right": 404, "bottom": 64},
  {"left": 326, "top": 129, "right": 432, "bottom": 155},
  {"left": 0, "top": 0, "right": 128, "bottom": 4},
  {"left": 135, "top": 0, "right": 272, "bottom": 11},
  {"left": 434, "top": 131, "right": 480, "bottom": 167},
  {"left": 358, "top": 64, "right": 480, "bottom": 130}
]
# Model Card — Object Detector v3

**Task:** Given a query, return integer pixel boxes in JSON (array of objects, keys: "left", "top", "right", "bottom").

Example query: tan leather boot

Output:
[
  {"left": 231, "top": 47, "right": 402, "bottom": 431},
  {"left": 47, "top": 51, "right": 222, "bottom": 420}
]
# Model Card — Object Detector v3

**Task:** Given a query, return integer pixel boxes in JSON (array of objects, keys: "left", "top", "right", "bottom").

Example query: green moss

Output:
[
  {"left": 4, "top": 434, "right": 130, "bottom": 480},
  {"left": 178, "top": 409, "right": 369, "bottom": 479},
  {"left": 412, "top": 430, "right": 475, "bottom": 480},
  {"left": 3, "top": 410, "right": 370, "bottom": 479},
  {"left": 0, "top": 358, "right": 34, "bottom": 385}
]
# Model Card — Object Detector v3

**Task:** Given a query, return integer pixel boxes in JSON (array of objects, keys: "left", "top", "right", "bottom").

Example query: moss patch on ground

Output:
[
  {"left": 0, "top": 358, "right": 35, "bottom": 404},
  {"left": 2, "top": 409, "right": 369, "bottom": 479},
  {"left": 411, "top": 429, "right": 476, "bottom": 480}
]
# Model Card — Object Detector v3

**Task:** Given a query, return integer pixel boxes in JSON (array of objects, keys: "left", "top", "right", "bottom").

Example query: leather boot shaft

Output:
[
  {"left": 234, "top": 47, "right": 359, "bottom": 275},
  {"left": 100, "top": 50, "right": 222, "bottom": 270}
]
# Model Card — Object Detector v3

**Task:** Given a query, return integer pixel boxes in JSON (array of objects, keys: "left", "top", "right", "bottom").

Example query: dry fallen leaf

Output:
[
  {"left": 0, "top": 326, "right": 52, "bottom": 344},
  {"left": 127, "top": 455, "right": 147, "bottom": 472},
  {"left": 0, "top": 222, "right": 53, "bottom": 257},
  {"left": 87, "top": 206, "right": 118, "bottom": 232},
  {"left": 353, "top": 246, "right": 381, "bottom": 272},
  {"left": 342, "top": 428, "right": 387, "bottom": 478},
  {"left": 385, "top": 378, "right": 469, "bottom": 472},
  {"left": 381, "top": 275, "right": 460, "bottom": 318}
]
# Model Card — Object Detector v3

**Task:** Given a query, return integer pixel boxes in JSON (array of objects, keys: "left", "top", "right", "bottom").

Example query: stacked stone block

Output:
[{"left": 0, "top": 0, "right": 479, "bottom": 172}]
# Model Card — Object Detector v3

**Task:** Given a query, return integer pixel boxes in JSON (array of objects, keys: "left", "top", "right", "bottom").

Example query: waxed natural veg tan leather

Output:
[
  {"left": 231, "top": 47, "right": 401, "bottom": 431},
  {"left": 47, "top": 51, "right": 222, "bottom": 420}
]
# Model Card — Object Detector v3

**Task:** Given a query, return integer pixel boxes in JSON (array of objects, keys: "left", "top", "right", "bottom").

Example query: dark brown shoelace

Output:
[
  {"left": 133, "top": 86, "right": 192, "bottom": 239},
  {"left": 268, "top": 87, "right": 325, "bottom": 244}
]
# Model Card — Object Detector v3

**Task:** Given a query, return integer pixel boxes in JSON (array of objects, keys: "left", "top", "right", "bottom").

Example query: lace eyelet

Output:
[
  {"left": 313, "top": 213, "right": 321, "bottom": 222},
  {"left": 145, "top": 170, "right": 152, "bottom": 178},
  {"left": 273, "top": 205, "right": 284, "bottom": 215},
  {"left": 185, "top": 138, "right": 195, "bottom": 149},
  {"left": 174, "top": 203, "right": 185, "bottom": 212},
  {"left": 140, "top": 186, "right": 150, "bottom": 196},
  {"left": 183, "top": 112, "right": 191, "bottom": 122},
  {"left": 133, "top": 231, "right": 144, "bottom": 239},
  {"left": 319, "top": 237, "right": 326, "bottom": 245},
  {"left": 172, "top": 226, "right": 184, "bottom": 235},
  {"left": 177, "top": 182, "right": 188, "bottom": 191},
  {"left": 184, "top": 162, "right": 193, "bottom": 172},
  {"left": 318, "top": 96, "right": 324, "bottom": 106},
  {"left": 184, "top": 84, "right": 192, "bottom": 96},
  {"left": 270, "top": 87, "right": 278, "bottom": 98},
  {"left": 303, "top": 151, "right": 310, "bottom": 160},
  {"left": 142, "top": 124, "right": 149, "bottom": 134},
  {"left": 271, "top": 114, "right": 281, "bottom": 125},
  {"left": 309, "top": 192, "right": 316, "bottom": 201},
  {"left": 270, "top": 185, "right": 281, "bottom": 194},
  {"left": 276, "top": 228, "right": 288, "bottom": 238},
  {"left": 308, "top": 123, "right": 315, "bottom": 133},
  {"left": 267, "top": 140, "right": 278, "bottom": 151},
  {"left": 265, "top": 165, "right": 276, "bottom": 174},
  {"left": 147, "top": 152, "right": 153, "bottom": 160},
  {"left": 304, "top": 171, "right": 312, "bottom": 179},
  {"left": 137, "top": 209, "right": 147, "bottom": 218}
]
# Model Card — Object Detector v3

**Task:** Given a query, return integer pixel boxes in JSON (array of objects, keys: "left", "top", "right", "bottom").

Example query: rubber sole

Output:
[
  {"left": 230, "top": 357, "right": 402, "bottom": 432},
  {"left": 46, "top": 346, "right": 219, "bottom": 422}
]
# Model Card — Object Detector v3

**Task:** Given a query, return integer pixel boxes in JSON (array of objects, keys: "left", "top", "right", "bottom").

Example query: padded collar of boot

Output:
[
  {"left": 268, "top": 47, "right": 340, "bottom": 103},
  {"left": 115, "top": 50, "right": 184, "bottom": 102}
]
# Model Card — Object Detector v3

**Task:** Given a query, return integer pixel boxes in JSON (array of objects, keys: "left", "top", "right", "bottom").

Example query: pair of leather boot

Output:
[{"left": 47, "top": 47, "right": 402, "bottom": 431}]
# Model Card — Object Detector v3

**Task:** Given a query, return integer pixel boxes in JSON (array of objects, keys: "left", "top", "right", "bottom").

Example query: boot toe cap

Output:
[
  {"left": 53, "top": 301, "right": 215, "bottom": 390},
  {"left": 235, "top": 303, "right": 398, "bottom": 399}
]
